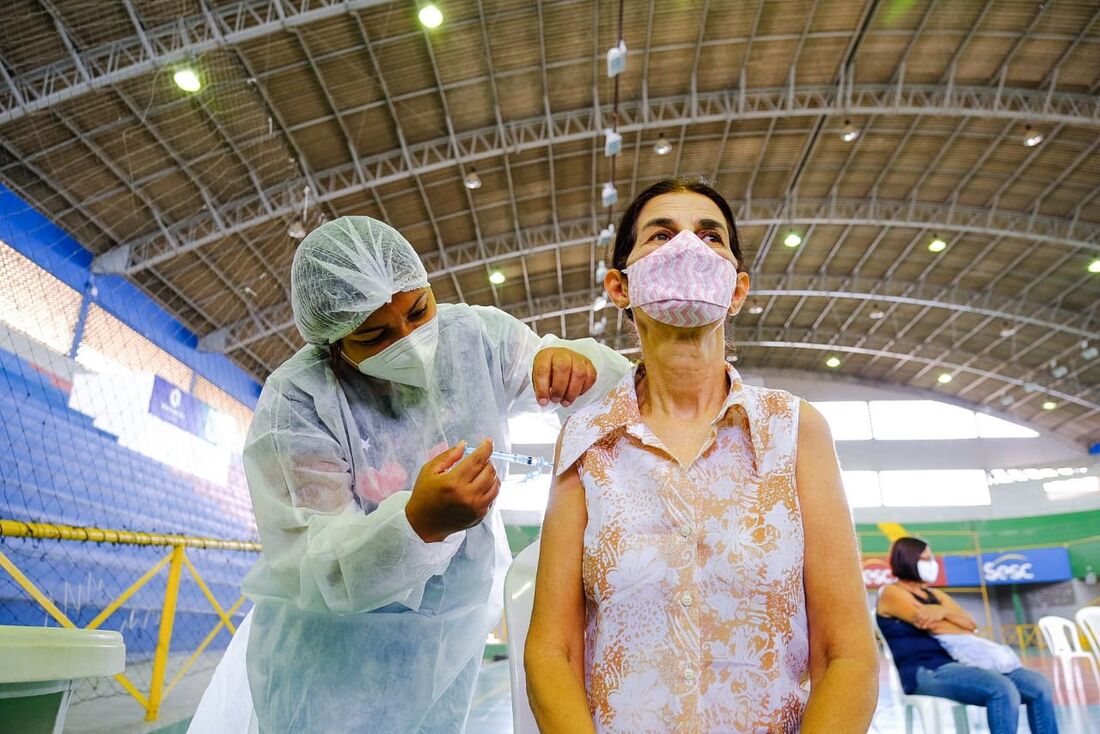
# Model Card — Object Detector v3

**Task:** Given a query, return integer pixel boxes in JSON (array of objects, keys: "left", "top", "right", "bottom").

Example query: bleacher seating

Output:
[{"left": 0, "top": 348, "right": 255, "bottom": 656}]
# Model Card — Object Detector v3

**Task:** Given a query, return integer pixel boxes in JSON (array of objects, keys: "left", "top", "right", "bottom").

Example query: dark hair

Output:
[
  {"left": 610, "top": 177, "right": 747, "bottom": 274},
  {"left": 889, "top": 537, "right": 929, "bottom": 582}
]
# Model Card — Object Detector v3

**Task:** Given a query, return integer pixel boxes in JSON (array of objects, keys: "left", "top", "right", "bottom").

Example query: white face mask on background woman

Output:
[
  {"left": 345, "top": 315, "right": 440, "bottom": 388},
  {"left": 917, "top": 558, "right": 940, "bottom": 584},
  {"left": 621, "top": 230, "right": 738, "bottom": 327}
]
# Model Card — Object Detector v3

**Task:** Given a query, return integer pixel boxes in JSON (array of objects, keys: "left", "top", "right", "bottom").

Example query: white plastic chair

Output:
[
  {"left": 873, "top": 604, "right": 970, "bottom": 734},
  {"left": 503, "top": 539, "right": 540, "bottom": 734},
  {"left": 1039, "top": 614, "right": 1100, "bottom": 705},
  {"left": 1077, "top": 606, "right": 1100, "bottom": 664}
]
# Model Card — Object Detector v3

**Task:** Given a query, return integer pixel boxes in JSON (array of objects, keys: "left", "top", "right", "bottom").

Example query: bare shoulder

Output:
[
  {"left": 927, "top": 587, "right": 953, "bottom": 604},
  {"left": 877, "top": 584, "right": 908, "bottom": 614},
  {"left": 797, "top": 399, "right": 832, "bottom": 440}
]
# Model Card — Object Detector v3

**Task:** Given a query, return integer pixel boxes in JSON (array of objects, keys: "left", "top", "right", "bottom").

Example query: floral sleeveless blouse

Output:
[{"left": 555, "top": 364, "right": 809, "bottom": 733}]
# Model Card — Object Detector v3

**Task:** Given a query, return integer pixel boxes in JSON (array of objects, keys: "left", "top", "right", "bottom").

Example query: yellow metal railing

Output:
[
  {"left": 1002, "top": 623, "right": 1046, "bottom": 651},
  {"left": 0, "top": 518, "right": 260, "bottom": 721}
]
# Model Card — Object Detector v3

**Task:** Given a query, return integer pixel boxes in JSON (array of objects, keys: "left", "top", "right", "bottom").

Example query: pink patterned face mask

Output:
[{"left": 622, "top": 229, "right": 738, "bottom": 327}]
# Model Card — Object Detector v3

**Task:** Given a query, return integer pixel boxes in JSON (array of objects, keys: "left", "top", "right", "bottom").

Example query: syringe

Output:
[{"left": 463, "top": 446, "right": 553, "bottom": 472}]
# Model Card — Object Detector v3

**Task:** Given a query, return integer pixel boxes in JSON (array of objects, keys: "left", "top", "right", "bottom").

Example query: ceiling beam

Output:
[
  {"left": 208, "top": 265, "right": 1096, "bottom": 355},
  {"left": 89, "top": 84, "right": 1100, "bottom": 275},
  {"left": 0, "top": 0, "right": 391, "bottom": 125}
]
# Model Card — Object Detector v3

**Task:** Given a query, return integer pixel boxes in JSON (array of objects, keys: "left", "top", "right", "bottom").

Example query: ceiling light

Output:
[
  {"left": 783, "top": 231, "right": 802, "bottom": 248},
  {"left": 840, "top": 120, "right": 859, "bottom": 143},
  {"left": 173, "top": 68, "right": 201, "bottom": 93},
  {"left": 463, "top": 169, "right": 482, "bottom": 189},
  {"left": 1051, "top": 364, "right": 1068, "bottom": 379},
  {"left": 592, "top": 317, "right": 607, "bottom": 336},
  {"left": 1042, "top": 400, "right": 1057, "bottom": 411},
  {"left": 868, "top": 308, "right": 886, "bottom": 320},
  {"left": 592, "top": 294, "right": 608, "bottom": 311},
  {"left": 488, "top": 270, "right": 506, "bottom": 285},
  {"left": 825, "top": 356, "right": 841, "bottom": 369},
  {"left": 1023, "top": 382, "right": 1041, "bottom": 393},
  {"left": 418, "top": 3, "right": 443, "bottom": 28},
  {"left": 999, "top": 394, "right": 1015, "bottom": 406},
  {"left": 1088, "top": 258, "right": 1100, "bottom": 274},
  {"left": 928, "top": 237, "right": 947, "bottom": 253},
  {"left": 653, "top": 134, "right": 672, "bottom": 155},
  {"left": 728, "top": 354, "right": 739, "bottom": 363},
  {"left": 748, "top": 304, "right": 764, "bottom": 315},
  {"left": 937, "top": 373, "right": 953, "bottom": 384},
  {"left": 1023, "top": 125, "right": 1044, "bottom": 147},
  {"left": 999, "top": 324, "right": 1018, "bottom": 338},
  {"left": 1082, "top": 343, "right": 1098, "bottom": 361}
]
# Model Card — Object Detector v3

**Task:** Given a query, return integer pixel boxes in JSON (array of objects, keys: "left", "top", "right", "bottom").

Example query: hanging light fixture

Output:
[
  {"left": 488, "top": 270, "right": 506, "bottom": 285},
  {"left": 595, "top": 259, "right": 609, "bottom": 282},
  {"left": 937, "top": 373, "right": 953, "bottom": 384},
  {"left": 928, "top": 236, "right": 947, "bottom": 253},
  {"left": 601, "top": 182, "right": 618, "bottom": 208},
  {"left": 1042, "top": 400, "right": 1057, "bottom": 411},
  {"left": 597, "top": 225, "right": 615, "bottom": 248},
  {"left": 1023, "top": 125, "right": 1044, "bottom": 147},
  {"left": 748, "top": 304, "right": 764, "bottom": 315},
  {"left": 868, "top": 306, "right": 886, "bottom": 320},
  {"left": 783, "top": 231, "right": 802, "bottom": 248},
  {"left": 1088, "top": 258, "right": 1100, "bottom": 274},
  {"left": 592, "top": 294, "right": 608, "bottom": 311},
  {"left": 463, "top": 168, "right": 482, "bottom": 190},
  {"left": 825, "top": 356, "right": 841, "bottom": 369},
  {"left": 288, "top": 187, "right": 310, "bottom": 239},
  {"left": 840, "top": 120, "right": 859, "bottom": 143},
  {"left": 653, "top": 134, "right": 672, "bottom": 155},
  {"left": 604, "top": 129, "right": 623, "bottom": 157}
]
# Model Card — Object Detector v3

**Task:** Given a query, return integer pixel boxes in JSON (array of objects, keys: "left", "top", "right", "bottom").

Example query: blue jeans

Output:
[{"left": 914, "top": 663, "right": 1058, "bottom": 734}]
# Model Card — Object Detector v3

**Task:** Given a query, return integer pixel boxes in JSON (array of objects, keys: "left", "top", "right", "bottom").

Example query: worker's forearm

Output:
[
  {"left": 526, "top": 653, "right": 596, "bottom": 734},
  {"left": 800, "top": 657, "right": 879, "bottom": 733}
]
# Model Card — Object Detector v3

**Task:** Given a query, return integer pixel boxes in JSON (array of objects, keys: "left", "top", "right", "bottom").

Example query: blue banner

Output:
[
  {"left": 943, "top": 547, "right": 1072, "bottom": 586},
  {"left": 149, "top": 376, "right": 211, "bottom": 440}
]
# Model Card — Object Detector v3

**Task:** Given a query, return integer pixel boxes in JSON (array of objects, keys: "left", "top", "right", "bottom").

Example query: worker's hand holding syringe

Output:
[{"left": 405, "top": 439, "right": 499, "bottom": 543}]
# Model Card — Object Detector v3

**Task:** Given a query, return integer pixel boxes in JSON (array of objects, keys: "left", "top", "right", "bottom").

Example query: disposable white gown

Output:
[{"left": 240, "top": 302, "right": 629, "bottom": 733}]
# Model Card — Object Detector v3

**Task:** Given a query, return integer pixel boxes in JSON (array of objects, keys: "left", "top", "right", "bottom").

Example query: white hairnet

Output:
[{"left": 290, "top": 216, "right": 429, "bottom": 345}]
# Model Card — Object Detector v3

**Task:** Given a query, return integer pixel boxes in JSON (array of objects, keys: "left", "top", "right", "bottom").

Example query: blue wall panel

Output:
[{"left": 0, "top": 184, "right": 262, "bottom": 408}]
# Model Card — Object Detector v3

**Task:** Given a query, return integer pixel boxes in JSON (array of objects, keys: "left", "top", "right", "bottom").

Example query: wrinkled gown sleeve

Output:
[{"left": 243, "top": 376, "right": 465, "bottom": 615}]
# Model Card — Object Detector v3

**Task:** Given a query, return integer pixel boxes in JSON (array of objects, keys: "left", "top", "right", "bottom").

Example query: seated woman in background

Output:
[
  {"left": 877, "top": 536, "right": 1059, "bottom": 734},
  {"left": 524, "top": 177, "right": 879, "bottom": 733}
]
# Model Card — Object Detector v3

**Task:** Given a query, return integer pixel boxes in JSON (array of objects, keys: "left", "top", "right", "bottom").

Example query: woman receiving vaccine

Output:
[{"left": 525, "top": 178, "right": 878, "bottom": 733}]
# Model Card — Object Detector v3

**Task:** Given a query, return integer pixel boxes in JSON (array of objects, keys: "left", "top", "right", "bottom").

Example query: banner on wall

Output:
[
  {"left": 862, "top": 556, "right": 947, "bottom": 588},
  {"left": 944, "top": 548, "right": 1073, "bottom": 586},
  {"left": 862, "top": 547, "right": 1072, "bottom": 587},
  {"left": 149, "top": 376, "right": 208, "bottom": 439}
]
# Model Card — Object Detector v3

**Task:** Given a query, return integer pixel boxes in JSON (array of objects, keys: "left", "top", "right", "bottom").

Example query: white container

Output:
[{"left": 0, "top": 626, "right": 125, "bottom": 734}]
